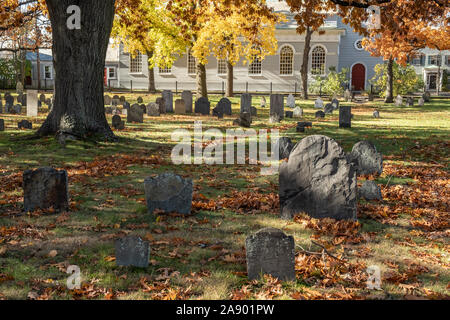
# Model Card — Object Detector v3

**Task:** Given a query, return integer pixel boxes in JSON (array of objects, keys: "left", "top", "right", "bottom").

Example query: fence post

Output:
[
  {"left": 294, "top": 82, "right": 297, "bottom": 95},
  {"left": 319, "top": 83, "right": 322, "bottom": 97},
  {"left": 270, "top": 82, "right": 272, "bottom": 95},
  {"left": 175, "top": 81, "right": 178, "bottom": 94},
  {"left": 246, "top": 82, "right": 248, "bottom": 93},
  {"left": 222, "top": 81, "right": 224, "bottom": 95},
  {"left": 130, "top": 80, "right": 133, "bottom": 93}
]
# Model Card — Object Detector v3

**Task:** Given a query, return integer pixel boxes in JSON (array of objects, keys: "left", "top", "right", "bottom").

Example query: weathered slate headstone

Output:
[
  {"left": 174, "top": 99, "right": 186, "bottom": 114},
  {"left": 395, "top": 95, "right": 403, "bottom": 106},
  {"left": 112, "top": 115, "right": 125, "bottom": 130},
  {"left": 156, "top": 97, "right": 165, "bottom": 114},
  {"left": 137, "top": 96, "right": 143, "bottom": 104},
  {"left": 324, "top": 103, "right": 334, "bottom": 114},
  {"left": 144, "top": 173, "right": 193, "bottom": 215},
  {"left": 276, "top": 137, "right": 294, "bottom": 159},
  {"left": 104, "top": 95, "right": 112, "bottom": 105},
  {"left": 113, "top": 95, "right": 120, "bottom": 100},
  {"left": 373, "top": 110, "right": 380, "bottom": 118},
  {"left": 127, "top": 104, "right": 144, "bottom": 123},
  {"left": 194, "top": 97, "right": 210, "bottom": 115},
  {"left": 5, "top": 94, "right": 14, "bottom": 108},
  {"left": 112, "top": 98, "right": 120, "bottom": 106},
  {"left": 122, "top": 101, "right": 131, "bottom": 111},
  {"left": 285, "top": 111, "right": 293, "bottom": 118},
  {"left": 0, "top": 119, "right": 4, "bottom": 131},
  {"left": 18, "top": 120, "right": 32, "bottom": 129},
  {"left": 260, "top": 96, "right": 266, "bottom": 108},
  {"left": 422, "top": 91, "right": 431, "bottom": 102},
  {"left": 339, "top": 106, "right": 352, "bottom": 128},
  {"left": 115, "top": 236, "right": 150, "bottom": 268},
  {"left": 11, "top": 104, "right": 22, "bottom": 115},
  {"left": 23, "top": 167, "right": 69, "bottom": 212},
  {"left": 181, "top": 91, "right": 193, "bottom": 113},
  {"left": 147, "top": 103, "right": 160, "bottom": 116},
  {"left": 162, "top": 90, "right": 173, "bottom": 113},
  {"left": 293, "top": 107, "right": 303, "bottom": 118},
  {"left": 246, "top": 228, "right": 295, "bottom": 281},
  {"left": 314, "top": 98, "right": 324, "bottom": 109},
  {"left": 279, "top": 135, "right": 357, "bottom": 220},
  {"left": 16, "top": 82, "right": 24, "bottom": 95},
  {"left": 418, "top": 97, "right": 424, "bottom": 106},
  {"left": 39, "top": 94, "right": 46, "bottom": 103},
  {"left": 217, "top": 97, "right": 232, "bottom": 115},
  {"left": 120, "top": 96, "right": 126, "bottom": 103},
  {"left": 212, "top": 103, "right": 224, "bottom": 118},
  {"left": 240, "top": 93, "right": 252, "bottom": 114},
  {"left": 331, "top": 98, "right": 339, "bottom": 110},
  {"left": 250, "top": 106, "right": 257, "bottom": 117},
  {"left": 233, "top": 112, "right": 251, "bottom": 128},
  {"left": 347, "top": 141, "right": 383, "bottom": 176},
  {"left": 315, "top": 110, "right": 325, "bottom": 118},
  {"left": 359, "top": 180, "right": 382, "bottom": 200},
  {"left": 406, "top": 97, "right": 414, "bottom": 107},
  {"left": 21, "top": 94, "right": 27, "bottom": 106},
  {"left": 286, "top": 94, "right": 295, "bottom": 108},
  {"left": 269, "top": 94, "right": 284, "bottom": 123},
  {"left": 296, "top": 122, "right": 312, "bottom": 133}
]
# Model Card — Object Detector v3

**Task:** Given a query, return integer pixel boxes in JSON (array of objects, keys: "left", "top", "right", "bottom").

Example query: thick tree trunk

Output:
[
  {"left": 385, "top": 58, "right": 394, "bottom": 103},
  {"left": 226, "top": 61, "right": 233, "bottom": 97},
  {"left": 196, "top": 62, "right": 207, "bottom": 98},
  {"left": 146, "top": 51, "right": 156, "bottom": 93},
  {"left": 301, "top": 28, "right": 313, "bottom": 100},
  {"left": 37, "top": 0, "right": 116, "bottom": 141}
]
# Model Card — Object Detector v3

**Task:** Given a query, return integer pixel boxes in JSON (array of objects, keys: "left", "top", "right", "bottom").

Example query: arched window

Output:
[
  {"left": 311, "top": 46, "right": 326, "bottom": 75},
  {"left": 187, "top": 50, "right": 197, "bottom": 75},
  {"left": 280, "top": 46, "right": 294, "bottom": 75},
  {"left": 130, "top": 51, "right": 142, "bottom": 74}
]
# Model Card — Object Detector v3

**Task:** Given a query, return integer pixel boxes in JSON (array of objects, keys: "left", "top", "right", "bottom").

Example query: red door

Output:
[
  {"left": 104, "top": 68, "right": 107, "bottom": 86},
  {"left": 351, "top": 64, "right": 365, "bottom": 91}
]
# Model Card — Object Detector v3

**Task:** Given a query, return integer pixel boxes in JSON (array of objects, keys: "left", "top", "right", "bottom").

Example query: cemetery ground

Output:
[{"left": 0, "top": 93, "right": 449, "bottom": 300}]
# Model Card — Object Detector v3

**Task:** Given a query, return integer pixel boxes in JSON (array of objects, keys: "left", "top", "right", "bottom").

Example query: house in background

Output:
[
  {"left": 407, "top": 48, "right": 450, "bottom": 91},
  {"left": 26, "top": 52, "right": 54, "bottom": 89}
]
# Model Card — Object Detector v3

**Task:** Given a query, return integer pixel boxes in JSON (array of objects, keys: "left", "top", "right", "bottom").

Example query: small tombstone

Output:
[
  {"left": 217, "top": 97, "right": 232, "bottom": 115},
  {"left": 344, "top": 89, "right": 351, "bottom": 102},
  {"left": 269, "top": 94, "right": 284, "bottom": 123},
  {"left": 314, "top": 98, "right": 324, "bottom": 109},
  {"left": 418, "top": 97, "right": 424, "bottom": 106},
  {"left": 276, "top": 137, "right": 294, "bottom": 160},
  {"left": 212, "top": 104, "right": 224, "bottom": 119},
  {"left": 240, "top": 93, "right": 252, "bottom": 114},
  {"left": 16, "top": 82, "right": 24, "bottom": 95},
  {"left": 286, "top": 94, "right": 295, "bottom": 108},
  {"left": 21, "top": 94, "right": 27, "bottom": 106},
  {"left": 395, "top": 95, "right": 403, "bottom": 106},
  {"left": 233, "top": 112, "right": 251, "bottom": 128},
  {"left": 11, "top": 104, "right": 22, "bottom": 115},
  {"left": 5, "top": 94, "right": 14, "bottom": 107},
  {"left": 331, "top": 98, "right": 339, "bottom": 110},
  {"left": 315, "top": 110, "right": 325, "bottom": 118},
  {"left": 23, "top": 167, "right": 69, "bottom": 212},
  {"left": 120, "top": 96, "right": 126, "bottom": 103},
  {"left": 27, "top": 96, "right": 38, "bottom": 117},
  {"left": 137, "top": 96, "right": 143, "bottom": 104},
  {"left": 162, "top": 90, "right": 173, "bottom": 113},
  {"left": 0, "top": 119, "right": 4, "bottom": 131},
  {"left": 115, "top": 236, "right": 150, "bottom": 268},
  {"left": 260, "top": 96, "right": 267, "bottom": 108},
  {"left": 373, "top": 110, "right": 380, "bottom": 118},
  {"left": 296, "top": 121, "right": 312, "bottom": 132},
  {"left": 105, "top": 107, "right": 113, "bottom": 114},
  {"left": 144, "top": 173, "right": 193, "bottom": 215},
  {"left": 293, "top": 107, "right": 303, "bottom": 118},
  {"left": 246, "top": 228, "right": 295, "bottom": 281},
  {"left": 194, "top": 97, "right": 210, "bottom": 115},
  {"left": 18, "top": 120, "right": 32, "bottom": 129},
  {"left": 104, "top": 95, "right": 112, "bottom": 105},
  {"left": 127, "top": 104, "right": 144, "bottom": 123},
  {"left": 112, "top": 98, "right": 120, "bottom": 106},
  {"left": 347, "top": 141, "right": 383, "bottom": 176},
  {"left": 285, "top": 111, "right": 293, "bottom": 118},
  {"left": 122, "top": 101, "right": 131, "bottom": 111},
  {"left": 422, "top": 91, "right": 431, "bottom": 102},
  {"left": 39, "top": 94, "right": 46, "bottom": 103},
  {"left": 359, "top": 180, "right": 382, "bottom": 201},
  {"left": 147, "top": 103, "right": 160, "bottom": 116},
  {"left": 324, "top": 103, "right": 334, "bottom": 114},
  {"left": 156, "top": 97, "right": 165, "bottom": 114},
  {"left": 339, "top": 106, "right": 352, "bottom": 128},
  {"left": 250, "top": 106, "right": 257, "bottom": 117},
  {"left": 112, "top": 115, "right": 125, "bottom": 130},
  {"left": 181, "top": 91, "right": 193, "bottom": 113},
  {"left": 406, "top": 97, "right": 414, "bottom": 107},
  {"left": 368, "top": 93, "right": 374, "bottom": 101},
  {"left": 174, "top": 99, "right": 186, "bottom": 114},
  {"left": 113, "top": 95, "right": 120, "bottom": 100}
]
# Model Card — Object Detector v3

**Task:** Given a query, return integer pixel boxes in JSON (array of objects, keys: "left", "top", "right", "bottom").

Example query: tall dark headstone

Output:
[
  {"left": 269, "top": 94, "right": 284, "bottom": 123},
  {"left": 339, "top": 106, "right": 352, "bottom": 128}
]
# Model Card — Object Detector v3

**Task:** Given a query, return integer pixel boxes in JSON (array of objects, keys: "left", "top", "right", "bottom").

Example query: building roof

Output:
[{"left": 26, "top": 52, "right": 53, "bottom": 62}]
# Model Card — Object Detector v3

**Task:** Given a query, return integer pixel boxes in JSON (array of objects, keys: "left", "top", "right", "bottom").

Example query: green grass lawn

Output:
[{"left": 0, "top": 93, "right": 449, "bottom": 300}]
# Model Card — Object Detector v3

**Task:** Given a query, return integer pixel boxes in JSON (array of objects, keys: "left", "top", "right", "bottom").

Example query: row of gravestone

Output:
[
  {"left": 0, "top": 91, "right": 52, "bottom": 116},
  {"left": 395, "top": 93, "right": 430, "bottom": 107},
  {"left": 0, "top": 119, "right": 34, "bottom": 131}
]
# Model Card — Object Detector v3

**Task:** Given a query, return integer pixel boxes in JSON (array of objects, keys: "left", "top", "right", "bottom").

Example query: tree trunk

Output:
[
  {"left": 385, "top": 58, "right": 394, "bottom": 103},
  {"left": 301, "top": 27, "right": 313, "bottom": 100},
  {"left": 146, "top": 51, "right": 156, "bottom": 93},
  {"left": 226, "top": 61, "right": 233, "bottom": 97},
  {"left": 37, "top": 0, "right": 116, "bottom": 141},
  {"left": 37, "top": 49, "right": 41, "bottom": 90},
  {"left": 196, "top": 62, "right": 208, "bottom": 98}
]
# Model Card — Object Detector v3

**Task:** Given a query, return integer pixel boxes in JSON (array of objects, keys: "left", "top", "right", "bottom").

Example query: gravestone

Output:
[
  {"left": 127, "top": 104, "right": 144, "bottom": 123},
  {"left": 359, "top": 180, "right": 382, "bottom": 200},
  {"left": 27, "top": 90, "right": 38, "bottom": 118},
  {"left": 181, "top": 91, "right": 193, "bottom": 113},
  {"left": 240, "top": 93, "right": 252, "bottom": 113},
  {"left": 162, "top": 90, "right": 173, "bottom": 113},
  {"left": 315, "top": 110, "right": 325, "bottom": 118},
  {"left": 212, "top": 105, "right": 224, "bottom": 119},
  {"left": 21, "top": 94, "right": 27, "bottom": 106},
  {"left": 39, "top": 94, "right": 46, "bottom": 103},
  {"left": 112, "top": 115, "right": 125, "bottom": 130},
  {"left": 418, "top": 97, "right": 424, "bottom": 106},
  {"left": 23, "top": 167, "right": 69, "bottom": 212},
  {"left": 246, "top": 228, "right": 295, "bottom": 281},
  {"left": 104, "top": 95, "right": 112, "bottom": 105},
  {"left": 122, "top": 101, "right": 131, "bottom": 111},
  {"left": 279, "top": 135, "right": 357, "bottom": 220},
  {"left": 195, "top": 97, "right": 210, "bottom": 115},
  {"left": 395, "top": 95, "right": 403, "bottom": 106},
  {"left": 174, "top": 99, "right": 186, "bottom": 114},
  {"left": 11, "top": 104, "right": 22, "bottom": 115},
  {"left": 27, "top": 96, "right": 38, "bottom": 117},
  {"left": 113, "top": 95, "right": 120, "bottom": 100},
  {"left": 260, "top": 96, "right": 266, "bottom": 108},
  {"left": 331, "top": 98, "right": 339, "bottom": 110},
  {"left": 0, "top": 119, "right": 4, "bottom": 131},
  {"left": 368, "top": 93, "right": 374, "bottom": 101},
  {"left": 137, "top": 96, "right": 143, "bottom": 104},
  {"left": 422, "top": 91, "right": 431, "bottom": 102},
  {"left": 105, "top": 107, "right": 112, "bottom": 114},
  {"left": 16, "top": 82, "right": 24, "bottom": 95},
  {"left": 115, "top": 236, "right": 150, "bottom": 268},
  {"left": 233, "top": 112, "right": 251, "bottom": 128},
  {"left": 144, "top": 173, "right": 193, "bottom": 215},
  {"left": 344, "top": 89, "right": 351, "bottom": 102},
  {"left": 112, "top": 98, "right": 120, "bottom": 106},
  {"left": 286, "top": 94, "right": 295, "bottom": 108},
  {"left": 296, "top": 121, "right": 312, "bottom": 133},
  {"left": 147, "top": 103, "right": 160, "bottom": 116},
  {"left": 18, "top": 120, "right": 32, "bottom": 129},
  {"left": 293, "top": 107, "right": 303, "bottom": 118},
  {"left": 285, "top": 111, "right": 293, "bottom": 118},
  {"left": 339, "top": 106, "right": 352, "bottom": 128},
  {"left": 324, "top": 103, "right": 334, "bottom": 114},
  {"left": 406, "top": 97, "right": 414, "bottom": 107},
  {"left": 139, "top": 104, "right": 146, "bottom": 113},
  {"left": 0, "top": 98, "right": 3, "bottom": 113},
  {"left": 314, "top": 98, "right": 324, "bottom": 109},
  {"left": 120, "top": 96, "right": 126, "bottom": 103},
  {"left": 347, "top": 141, "right": 383, "bottom": 176},
  {"left": 217, "top": 98, "right": 232, "bottom": 115},
  {"left": 156, "top": 97, "right": 165, "bottom": 114},
  {"left": 5, "top": 94, "right": 14, "bottom": 107},
  {"left": 276, "top": 137, "right": 294, "bottom": 159},
  {"left": 269, "top": 94, "right": 284, "bottom": 123},
  {"left": 373, "top": 110, "right": 380, "bottom": 118},
  {"left": 250, "top": 106, "right": 257, "bottom": 117}
]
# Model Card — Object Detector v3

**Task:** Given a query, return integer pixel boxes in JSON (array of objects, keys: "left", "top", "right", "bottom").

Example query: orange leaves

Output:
[{"left": 219, "top": 191, "right": 279, "bottom": 214}]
